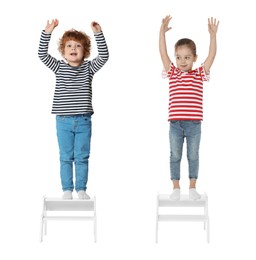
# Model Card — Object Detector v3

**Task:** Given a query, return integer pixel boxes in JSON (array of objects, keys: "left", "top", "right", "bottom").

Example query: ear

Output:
[{"left": 193, "top": 55, "right": 198, "bottom": 63}]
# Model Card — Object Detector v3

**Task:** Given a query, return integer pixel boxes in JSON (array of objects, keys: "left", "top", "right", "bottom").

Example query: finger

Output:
[
  {"left": 208, "top": 17, "right": 213, "bottom": 25},
  {"left": 166, "top": 15, "right": 172, "bottom": 22},
  {"left": 163, "top": 15, "right": 170, "bottom": 22},
  {"left": 164, "top": 17, "right": 171, "bottom": 26},
  {"left": 211, "top": 17, "right": 213, "bottom": 24},
  {"left": 92, "top": 21, "right": 99, "bottom": 26}
]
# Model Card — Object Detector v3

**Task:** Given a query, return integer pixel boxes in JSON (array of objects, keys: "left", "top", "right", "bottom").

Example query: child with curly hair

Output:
[{"left": 38, "top": 19, "right": 109, "bottom": 199}]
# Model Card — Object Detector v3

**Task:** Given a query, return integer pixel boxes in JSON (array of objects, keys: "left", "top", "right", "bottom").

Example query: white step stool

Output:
[
  {"left": 156, "top": 193, "right": 209, "bottom": 243},
  {"left": 40, "top": 196, "right": 97, "bottom": 242}
]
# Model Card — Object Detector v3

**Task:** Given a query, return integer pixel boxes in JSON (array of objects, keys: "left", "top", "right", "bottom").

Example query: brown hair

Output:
[
  {"left": 58, "top": 29, "right": 91, "bottom": 59},
  {"left": 175, "top": 38, "right": 197, "bottom": 57}
]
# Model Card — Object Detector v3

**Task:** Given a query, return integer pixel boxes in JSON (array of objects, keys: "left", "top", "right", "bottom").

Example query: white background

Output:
[{"left": 1, "top": 0, "right": 256, "bottom": 259}]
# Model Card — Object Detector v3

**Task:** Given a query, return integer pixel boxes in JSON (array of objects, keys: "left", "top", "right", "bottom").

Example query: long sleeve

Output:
[
  {"left": 38, "top": 30, "right": 60, "bottom": 73},
  {"left": 89, "top": 32, "right": 109, "bottom": 74}
]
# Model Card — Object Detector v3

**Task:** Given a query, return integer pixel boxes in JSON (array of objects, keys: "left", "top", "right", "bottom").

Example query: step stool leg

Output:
[
  {"left": 204, "top": 205, "right": 207, "bottom": 230},
  {"left": 40, "top": 197, "right": 46, "bottom": 242},
  {"left": 207, "top": 218, "right": 210, "bottom": 243},
  {"left": 44, "top": 219, "right": 47, "bottom": 235},
  {"left": 94, "top": 217, "right": 97, "bottom": 243},
  {"left": 40, "top": 216, "right": 44, "bottom": 242}
]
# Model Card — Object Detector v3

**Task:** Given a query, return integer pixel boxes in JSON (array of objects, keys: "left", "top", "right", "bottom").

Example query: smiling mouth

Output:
[{"left": 70, "top": 53, "right": 77, "bottom": 56}]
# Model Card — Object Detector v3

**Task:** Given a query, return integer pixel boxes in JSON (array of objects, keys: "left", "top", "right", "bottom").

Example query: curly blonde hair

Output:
[{"left": 58, "top": 29, "right": 91, "bottom": 59}]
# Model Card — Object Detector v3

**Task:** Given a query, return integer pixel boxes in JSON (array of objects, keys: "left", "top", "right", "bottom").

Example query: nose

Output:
[{"left": 180, "top": 58, "right": 186, "bottom": 64}]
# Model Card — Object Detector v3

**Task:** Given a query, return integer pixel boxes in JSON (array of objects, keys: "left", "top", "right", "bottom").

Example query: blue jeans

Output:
[
  {"left": 169, "top": 121, "right": 201, "bottom": 181},
  {"left": 56, "top": 114, "right": 92, "bottom": 192}
]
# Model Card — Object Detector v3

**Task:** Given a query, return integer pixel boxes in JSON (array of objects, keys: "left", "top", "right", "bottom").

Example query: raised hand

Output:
[
  {"left": 159, "top": 15, "right": 172, "bottom": 71},
  {"left": 204, "top": 17, "right": 219, "bottom": 73},
  {"left": 160, "top": 15, "right": 172, "bottom": 33},
  {"left": 91, "top": 21, "right": 102, "bottom": 33},
  {"left": 208, "top": 17, "right": 219, "bottom": 36},
  {"left": 45, "top": 19, "right": 59, "bottom": 33}
]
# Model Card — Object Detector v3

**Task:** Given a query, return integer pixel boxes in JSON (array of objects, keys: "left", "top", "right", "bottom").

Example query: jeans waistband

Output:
[{"left": 56, "top": 113, "right": 92, "bottom": 118}]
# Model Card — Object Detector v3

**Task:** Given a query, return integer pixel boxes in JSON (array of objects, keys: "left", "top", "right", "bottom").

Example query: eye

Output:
[{"left": 66, "top": 44, "right": 72, "bottom": 48}]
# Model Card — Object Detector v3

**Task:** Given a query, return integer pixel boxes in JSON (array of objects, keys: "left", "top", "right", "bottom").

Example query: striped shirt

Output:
[
  {"left": 164, "top": 63, "right": 209, "bottom": 121},
  {"left": 38, "top": 30, "right": 109, "bottom": 115}
]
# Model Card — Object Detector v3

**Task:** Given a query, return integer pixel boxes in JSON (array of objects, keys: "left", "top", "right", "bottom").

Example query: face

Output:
[
  {"left": 64, "top": 40, "right": 84, "bottom": 66},
  {"left": 175, "top": 45, "right": 197, "bottom": 72}
]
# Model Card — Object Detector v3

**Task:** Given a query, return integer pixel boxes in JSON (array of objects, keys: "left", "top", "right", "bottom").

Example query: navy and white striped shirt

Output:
[{"left": 38, "top": 30, "right": 109, "bottom": 115}]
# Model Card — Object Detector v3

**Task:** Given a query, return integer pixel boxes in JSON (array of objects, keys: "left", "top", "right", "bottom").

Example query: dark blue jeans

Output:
[
  {"left": 56, "top": 114, "right": 92, "bottom": 192},
  {"left": 169, "top": 121, "right": 201, "bottom": 180}
]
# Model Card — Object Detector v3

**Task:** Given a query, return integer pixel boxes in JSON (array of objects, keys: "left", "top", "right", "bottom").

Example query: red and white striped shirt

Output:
[{"left": 163, "top": 63, "right": 210, "bottom": 121}]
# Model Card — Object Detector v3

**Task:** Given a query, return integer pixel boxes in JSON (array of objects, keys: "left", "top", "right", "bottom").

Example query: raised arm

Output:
[
  {"left": 38, "top": 19, "right": 60, "bottom": 73},
  {"left": 204, "top": 17, "right": 219, "bottom": 74},
  {"left": 159, "top": 15, "right": 172, "bottom": 72},
  {"left": 89, "top": 21, "right": 109, "bottom": 73}
]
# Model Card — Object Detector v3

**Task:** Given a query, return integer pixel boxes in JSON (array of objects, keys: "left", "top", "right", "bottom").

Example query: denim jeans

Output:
[
  {"left": 169, "top": 120, "right": 201, "bottom": 181},
  {"left": 56, "top": 114, "right": 92, "bottom": 192}
]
